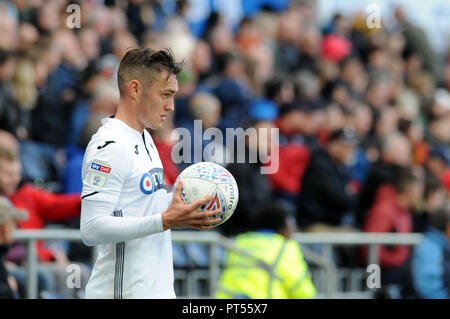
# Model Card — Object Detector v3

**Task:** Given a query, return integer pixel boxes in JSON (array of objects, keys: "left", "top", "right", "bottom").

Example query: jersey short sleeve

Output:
[{"left": 82, "top": 140, "right": 132, "bottom": 205}]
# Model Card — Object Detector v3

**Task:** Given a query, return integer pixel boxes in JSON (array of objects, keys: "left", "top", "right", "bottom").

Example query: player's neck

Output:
[{"left": 115, "top": 102, "right": 145, "bottom": 134}]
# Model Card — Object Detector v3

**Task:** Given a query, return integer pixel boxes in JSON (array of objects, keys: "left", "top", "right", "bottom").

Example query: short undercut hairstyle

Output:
[{"left": 117, "top": 47, "right": 183, "bottom": 95}]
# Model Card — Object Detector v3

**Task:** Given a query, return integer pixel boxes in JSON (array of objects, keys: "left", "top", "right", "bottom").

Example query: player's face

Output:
[{"left": 137, "top": 70, "right": 178, "bottom": 130}]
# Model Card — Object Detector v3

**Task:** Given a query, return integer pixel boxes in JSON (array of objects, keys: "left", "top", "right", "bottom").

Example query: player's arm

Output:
[
  {"left": 81, "top": 183, "right": 221, "bottom": 246},
  {"left": 80, "top": 142, "right": 220, "bottom": 246}
]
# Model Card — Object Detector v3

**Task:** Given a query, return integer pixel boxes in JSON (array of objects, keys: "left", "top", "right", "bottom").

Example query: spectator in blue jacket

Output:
[{"left": 411, "top": 205, "right": 450, "bottom": 298}]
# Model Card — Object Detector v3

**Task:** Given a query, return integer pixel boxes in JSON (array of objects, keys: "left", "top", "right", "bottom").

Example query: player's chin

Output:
[
  {"left": 148, "top": 120, "right": 164, "bottom": 130},
  {"left": 157, "top": 117, "right": 167, "bottom": 126}
]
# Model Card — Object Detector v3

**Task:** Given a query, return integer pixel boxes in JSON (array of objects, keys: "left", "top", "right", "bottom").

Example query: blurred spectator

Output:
[
  {"left": 0, "top": 130, "right": 19, "bottom": 156},
  {"left": 176, "top": 92, "right": 229, "bottom": 171},
  {"left": 297, "top": 27, "right": 321, "bottom": 74},
  {"left": 296, "top": 128, "right": 359, "bottom": 231},
  {"left": 216, "top": 203, "right": 316, "bottom": 299},
  {"left": 190, "top": 40, "right": 213, "bottom": 82},
  {"left": 357, "top": 132, "right": 412, "bottom": 227},
  {"left": 0, "top": 146, "right": 89, "bottom": 298},
  {"left": 78, "top": 28, "right": 101, "bottom": 65},
  {"left": 0, "top": 3, "right": 18, "bottom": 50},
  {"left": 11, "top": 56, "right": 38, "bottom": 141},
  {"left": 0, "top": 197, "right": 28, "bottom": 299},
  {"left": 412, "top": 174, "right": 447, "bottom": 233},
  {"left": 398, "top": 118, "right": 428, "bottom": 166},
  {"left": 273, "top": 8, "right": 303, "bottom": 75},
  {"left": 394, "top": 6, "right": 444, "bottom": 82},
  {"left": 426, "top": 146, "right": 450, "bottom": 181},
  {"left": 63, "top": 113, "right": 105, "bottom": 195},
  {"left": 0, "top": 50, "right": 18, "bottom": 136},
  {"left": 269, "top": 102, "right": 312, "bottom": 205},
  {"left": 218, "top": 119, "right": 276, "bottom": 237},
  {"left": 411, "top": 205, "right": 450, "bottom": 298},
  {"left": 264, "top": 77, "right": 295, "bottom": 107},
  {"left": 363, "top": 166, "right": 423, "bottom": 284},
  {"left": 339, "top": 55, "right": 367, "bottom": 99},
  {"left": 365, "top": 75, "right": 392, "bottom": 112},
  {"left": 211, "top": 52, "right": 252, "bottom": 131},
  {"left": 293, "top": 70, "right": 320, "bottom": 102}
]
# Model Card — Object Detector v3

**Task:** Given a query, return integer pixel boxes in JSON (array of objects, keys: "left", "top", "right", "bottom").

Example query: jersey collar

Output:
[{"left": 102, "top": 117, "right": 144, "bottom": 139}]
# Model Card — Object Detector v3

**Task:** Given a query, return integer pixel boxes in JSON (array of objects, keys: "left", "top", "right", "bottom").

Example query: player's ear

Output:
[{"left": 128, "top": 79, "right": 141, "bottom": 100}]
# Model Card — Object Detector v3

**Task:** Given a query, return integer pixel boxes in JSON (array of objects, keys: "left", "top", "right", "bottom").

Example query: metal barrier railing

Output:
[{"left": 13, "top": 229, "right": 423, "bottom": 299}]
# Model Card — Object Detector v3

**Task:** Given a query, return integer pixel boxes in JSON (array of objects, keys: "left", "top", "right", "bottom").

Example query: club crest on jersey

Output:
[
  {"left": 140, "top": 168, "right": 166, "bottom": 195},
  {"left": 88, "top": 161, "right": 111, "bottom": 188}
]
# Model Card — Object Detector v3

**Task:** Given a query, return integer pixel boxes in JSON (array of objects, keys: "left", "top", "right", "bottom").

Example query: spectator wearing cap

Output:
[
  {"left": 0, "top": 197, "right": 27, "bottom": 298},
  {"left": 296, "top": 128, "right": 359, "bottom": 231}
]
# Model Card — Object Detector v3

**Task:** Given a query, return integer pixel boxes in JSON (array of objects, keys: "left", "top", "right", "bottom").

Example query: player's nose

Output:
[{"left": 165, "top": 100, "right": 175, "bottom": 112}]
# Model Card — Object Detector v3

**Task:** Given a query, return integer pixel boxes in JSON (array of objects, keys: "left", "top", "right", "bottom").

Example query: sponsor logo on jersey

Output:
[
  {"left": 89, "top": 161, "right": 111, "bottom": 188},
  {"left": 90, "top": 162, "right": 111, "bottom": 174},
  {"left": 140, "top": 168, "right": 166, "bottom": 194}
]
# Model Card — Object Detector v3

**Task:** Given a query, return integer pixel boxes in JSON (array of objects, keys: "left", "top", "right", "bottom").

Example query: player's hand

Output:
[{"left": 161, "top": 181, "right": 222, "bottom": 231}]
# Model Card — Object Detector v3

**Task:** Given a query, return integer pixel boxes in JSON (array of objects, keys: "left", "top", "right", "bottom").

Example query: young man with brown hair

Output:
[{"left": 80, "top": 48, "right": 221, "bottom": 299}]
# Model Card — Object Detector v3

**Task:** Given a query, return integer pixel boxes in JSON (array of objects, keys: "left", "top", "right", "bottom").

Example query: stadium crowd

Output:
[{"left": 0, "top": 0, "right": 449, "bottom": 298}]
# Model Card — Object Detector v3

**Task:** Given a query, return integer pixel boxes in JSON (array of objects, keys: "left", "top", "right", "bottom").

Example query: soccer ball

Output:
[{"left": 174, "top": 162, "right": 239, "bottom": 227}]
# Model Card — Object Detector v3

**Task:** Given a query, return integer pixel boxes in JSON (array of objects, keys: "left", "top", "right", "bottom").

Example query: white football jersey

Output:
[{"left": 81, "top": 117, "right": 175, "bottom": 299}]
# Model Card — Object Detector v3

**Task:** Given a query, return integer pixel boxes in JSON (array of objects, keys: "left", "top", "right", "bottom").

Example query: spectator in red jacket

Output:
[
  {"left": 363, "top": 166, "right": 423, "bottom": 285},
  {"left": 269, "top": 101, "right": 316, "bottom": 209},
  {"left": 0, "top": 146, "right": 88, "bottom": 298},
  {"left": 0, "top": 147, "right": 81, "bottom": 262}
]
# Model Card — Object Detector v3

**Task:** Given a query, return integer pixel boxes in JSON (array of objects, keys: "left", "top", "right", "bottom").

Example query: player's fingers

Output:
[
  {"left": 191, "top": 216, "right": 221, "bottom": 226},
  {"left": 191, "top": 224, "right": 215, "bottom": 230},
  {"left": 191, "top": 216, "right": 222, "bottom": 227},
  {"left": 191, "top": 209, "right": 221, "bottom": 220},
  {"left": 188, "top": 194, "right": 214, "bottom": 211},
  {"left": 174, "top": 180, "right": 183, "bottom": 197}
]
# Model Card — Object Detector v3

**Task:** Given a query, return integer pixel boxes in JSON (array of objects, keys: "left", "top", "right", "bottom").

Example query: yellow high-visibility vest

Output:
[{"left": 215, "top": 231, "right": 316, "bottom": 299}]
